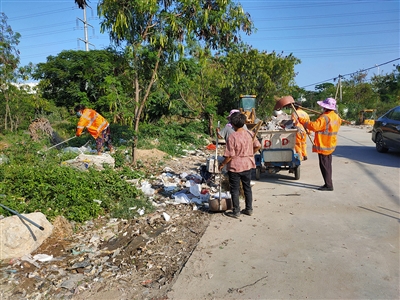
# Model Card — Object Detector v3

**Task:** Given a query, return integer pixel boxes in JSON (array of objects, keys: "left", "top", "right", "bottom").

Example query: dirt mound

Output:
[
  {"left": 136, "top": 148, "right": 168, "bottom": 160},
  {"left": 52, "top": 215, "right": 74, "bottom": 239}
]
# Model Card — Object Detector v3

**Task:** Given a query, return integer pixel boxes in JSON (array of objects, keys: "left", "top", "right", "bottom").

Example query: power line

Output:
[
  {"left": 300, "top": 58, "right": 400, "bottom": 89},
  {"left": 254, "top": 9, "right": 395, "bottom": 21},
  {"left": 248, "top": 29, "right": 398, "bottom": 41},
  {"left": 256, "top": 19, "right": 399, "bottom": 32}
]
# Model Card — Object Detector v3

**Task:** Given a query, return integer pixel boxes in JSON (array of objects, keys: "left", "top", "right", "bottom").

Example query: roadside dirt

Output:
[{"left": 0, "top": 148, "right": 219, "bottom": 300}]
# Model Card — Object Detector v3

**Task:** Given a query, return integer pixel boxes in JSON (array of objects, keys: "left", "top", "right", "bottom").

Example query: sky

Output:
[{"left": 1, "top": 0, "right": 399, "bottom": 91}]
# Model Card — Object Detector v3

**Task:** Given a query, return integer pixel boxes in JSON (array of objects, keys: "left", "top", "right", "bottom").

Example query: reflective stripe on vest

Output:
[
  {"left": 78, "top": 109, "right": 109, "bottom": 139},
  {"left": 310, "top": 112, "right": 341, "bottom": 155}
]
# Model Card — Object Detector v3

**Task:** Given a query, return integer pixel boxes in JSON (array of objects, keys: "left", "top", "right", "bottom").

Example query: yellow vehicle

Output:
[{"left": 358, "top": 109, "right": 376, "bottom": 125}]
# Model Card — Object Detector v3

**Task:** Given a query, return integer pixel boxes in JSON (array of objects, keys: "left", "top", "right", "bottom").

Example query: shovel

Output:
[{"left": 38, "top": 136, "right": 77, "bottom": 154}]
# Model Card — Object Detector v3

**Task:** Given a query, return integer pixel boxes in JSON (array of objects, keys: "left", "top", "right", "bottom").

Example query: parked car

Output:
[{"left": 371, "top": 105, "right": 400, "bottom": 153}]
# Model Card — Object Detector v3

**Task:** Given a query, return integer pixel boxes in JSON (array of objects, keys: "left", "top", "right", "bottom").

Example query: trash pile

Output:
[
  {"left": 0, "top": 147, "right": 226, "bottom": 300},
  {"left": 263, "top": 112, "right": 295, "bottom": 131}
]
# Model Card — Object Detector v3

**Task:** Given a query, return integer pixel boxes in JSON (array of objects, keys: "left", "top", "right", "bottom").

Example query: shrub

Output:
[{"left": 0, "top": 149, "right": 152, "bottom": 222}]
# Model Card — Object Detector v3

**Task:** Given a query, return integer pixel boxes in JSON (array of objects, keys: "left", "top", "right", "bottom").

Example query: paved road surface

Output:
[{"left": 168, "top": 126, "right": 399, "bottom": 299}]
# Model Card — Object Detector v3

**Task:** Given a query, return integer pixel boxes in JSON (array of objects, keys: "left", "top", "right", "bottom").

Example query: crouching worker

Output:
[
  {"left": 218, "top": 112, "right": 261, "bottom": 219},
  {"left": 74, "top": 104, "right": 113, "bottom": 155}
]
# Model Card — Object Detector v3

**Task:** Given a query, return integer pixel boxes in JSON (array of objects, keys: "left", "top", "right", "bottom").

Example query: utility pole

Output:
[
  {"left": 77, "top": 5, "right": 94, "bottom": 51},
  {"left": 375, "top": 64, "right": 380, "bottom": 76},
  {"left": 335, "top": 75, "right": 342, "bottom": 103}
]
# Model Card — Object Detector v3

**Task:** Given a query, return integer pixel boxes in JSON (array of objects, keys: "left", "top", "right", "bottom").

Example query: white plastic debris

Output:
[
  {"left": 137, "top": 207, "right": 145, "bottom": 215},
  {"left": 171, "top": 192, "right": 190, "bottom": 204},
  {"left": 140, "top": 181, "right": 155, "bottom": 196},
  {"left": 62, "top": 153, "right": 115, "bottom": 170},
  {"left": 62, "top": 146, "right": 95, "bottom": 154},
  {"left": 189, "top": 180, "right": 201, "bottom": 197},
  {"left": 164, "top": 183, "right": 177, "bottom": 191},
  {"left": 33, "top": 254, "right": 54, "bottom": 262},
  {"left": 20, "top": 255, "right": 40, "bottom": 268},
  {"left": 162, "top": 212, "right": 171, "bottom": 222},
  {"left": 213, "top": 192, "right": 231, "bottom": 199}
]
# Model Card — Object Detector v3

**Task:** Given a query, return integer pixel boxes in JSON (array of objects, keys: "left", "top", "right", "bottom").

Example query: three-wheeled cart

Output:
[{"left": 254, "top": 129, "right": 301, "bottom": 180}]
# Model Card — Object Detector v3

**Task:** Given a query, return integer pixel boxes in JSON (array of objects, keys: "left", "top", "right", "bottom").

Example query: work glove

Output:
[{"left": 297, "top": 117, "right": 306, "bottom": 125}]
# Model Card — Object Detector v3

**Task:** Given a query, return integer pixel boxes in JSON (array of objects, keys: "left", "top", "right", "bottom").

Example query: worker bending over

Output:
[{"left": 74, "top": 104, "right": 114, "bottom": 155}]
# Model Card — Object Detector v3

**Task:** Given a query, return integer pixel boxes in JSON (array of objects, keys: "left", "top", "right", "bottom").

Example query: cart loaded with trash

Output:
[{"left": 254, "top": 128, "right": 301, "bottom": 180}]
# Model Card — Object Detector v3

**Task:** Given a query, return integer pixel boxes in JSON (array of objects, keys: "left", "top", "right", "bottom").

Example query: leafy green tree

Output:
[
  {"left": 341, "top": 72, "right": 378, "bottom": 120},
  {"left": 219, "top": 46, "right": 300, "bottom": 118},
  {"left": 97, "top": 0, "right": 254, "bottom": 133},
  {"left": 371, "top": 64, "right": 400, "bottom": 115},
  {"left": 0, "top": 13, "right": 22, "bottom": 131},
  {"left": 160, "top": 46, "right": 227, "bottom": 135},
  {"left": 32, "top": 49, "right": 123, "bottom": 115}
]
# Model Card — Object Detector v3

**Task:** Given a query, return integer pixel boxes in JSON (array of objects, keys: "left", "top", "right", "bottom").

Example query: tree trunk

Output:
[
  {"left": 4, "top": 106, "right": 7, "bottom": 131},
  {"left": 130, "top": 48, "right": 163, "bottom": 164},
  {"left": 131, "top": 135, "right": 137, "bottom": 165},
  {"left": 5, "top": 101, "right": 12, "bottom": 132},
  {"left": 208, "top": 113, "right": 213, "bottom": 136}
]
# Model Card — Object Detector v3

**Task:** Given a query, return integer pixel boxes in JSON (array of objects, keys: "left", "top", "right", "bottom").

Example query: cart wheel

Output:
[
  {"left": 255, "top": 167, "right": 261, "bottom": 180},
  {"left": 294, "top": 166, "right": 300, "bottom": 180}
]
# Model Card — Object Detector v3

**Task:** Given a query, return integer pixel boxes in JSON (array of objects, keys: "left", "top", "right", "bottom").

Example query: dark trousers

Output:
[
  {"left": 96, "top": 126, "right": 112, "bottom": 153},
  {"left": 318, "top": 153, "right": 333, "bottom": 188},
  {"left": 228, "top": 169, "right": 253, "bottom": 214}
]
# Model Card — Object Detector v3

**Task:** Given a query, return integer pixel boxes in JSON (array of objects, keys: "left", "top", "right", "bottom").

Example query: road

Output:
[{"left": 168, "top": 125, "right": 400, "bottom": 299}]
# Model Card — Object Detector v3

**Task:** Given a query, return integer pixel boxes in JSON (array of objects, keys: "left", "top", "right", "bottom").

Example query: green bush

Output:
[
  {"left": 0, "top": 120, "right": 211, "bottom": 223},
  {"left": 139, "top": 120, "right": 208, "bottom": 156},
  {"left": 0, "top": 148, "right": 152, "bottom": 222}
]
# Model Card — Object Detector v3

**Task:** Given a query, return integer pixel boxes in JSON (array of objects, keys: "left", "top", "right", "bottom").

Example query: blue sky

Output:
[{"left": 1, "top": 0, "right": 399, "bottom": 91}]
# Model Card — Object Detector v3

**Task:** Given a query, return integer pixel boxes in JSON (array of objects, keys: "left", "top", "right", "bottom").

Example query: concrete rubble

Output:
[{"left": 0, "top": 212, "right": 53, "bottom": 260}]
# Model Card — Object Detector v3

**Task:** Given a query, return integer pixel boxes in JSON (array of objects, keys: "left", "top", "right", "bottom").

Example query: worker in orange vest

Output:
[
  {"left": 298, "top": 98, "right": 341, "bottom": 191},
  {"left": 74, "top": 104, "right": 114, "bottom": 155},
  {"left": 291, "top": 101, "right": 310, "bottom": 161}
]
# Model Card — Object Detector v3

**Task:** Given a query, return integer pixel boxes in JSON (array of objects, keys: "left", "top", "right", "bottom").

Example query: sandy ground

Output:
[{"left": 168, "top": 126, "right": 400, "bottom": 299}]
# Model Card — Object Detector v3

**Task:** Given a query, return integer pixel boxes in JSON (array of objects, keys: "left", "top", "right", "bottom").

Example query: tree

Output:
[
  {"left": 219, "top": 46, "right": 300, "bottom": 118},
  {"left": 0, "top": 12, "right": 22, "bottom": 132},
  {"left": 32, "top": 49, "right": 125, "bottom": 117},
  {"left": 371, "top": 64, "right": 400, "bottom": 115},
  {"left": 151, "top": 39, "right": 228, "bottom": 135},
  {"left": 97, "top": 0, "right": 253, "bottom": 161},
  {"left": 341, "top": 71, "right": 378, "bottom": 120}
]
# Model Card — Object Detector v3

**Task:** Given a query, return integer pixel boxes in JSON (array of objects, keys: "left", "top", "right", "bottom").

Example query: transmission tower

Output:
[{"left": 77, "top": 5, "right": 94, "bottom": 51}]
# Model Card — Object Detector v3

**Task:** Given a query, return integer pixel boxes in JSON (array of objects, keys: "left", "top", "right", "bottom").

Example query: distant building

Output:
[{"left": 11, "top": 82, "right": 38, "bottom": 94}]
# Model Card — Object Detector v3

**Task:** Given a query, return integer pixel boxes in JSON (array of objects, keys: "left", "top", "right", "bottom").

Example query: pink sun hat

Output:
[
  {"left": 317, "top": 98, "right": 337, "bottom": 110},
  {"left": 227, "top": 109, "right": 240, "bottom": 119}
]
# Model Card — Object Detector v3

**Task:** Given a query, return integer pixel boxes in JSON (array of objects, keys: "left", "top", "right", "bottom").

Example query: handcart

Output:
[{"left": 254, "top": 129, "right": 301, "bottom": 180}]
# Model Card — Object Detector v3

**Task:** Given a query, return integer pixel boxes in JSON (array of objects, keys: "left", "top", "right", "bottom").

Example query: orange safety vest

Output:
[
  {"left": 303, "top": 110, "right": 341, "bottom": 155},
  {"left": 292, "top": 108, "right": 310, "bottom": 134},
  {"left": 76, "top": 109, "right": 109, "bottom": 139}
]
